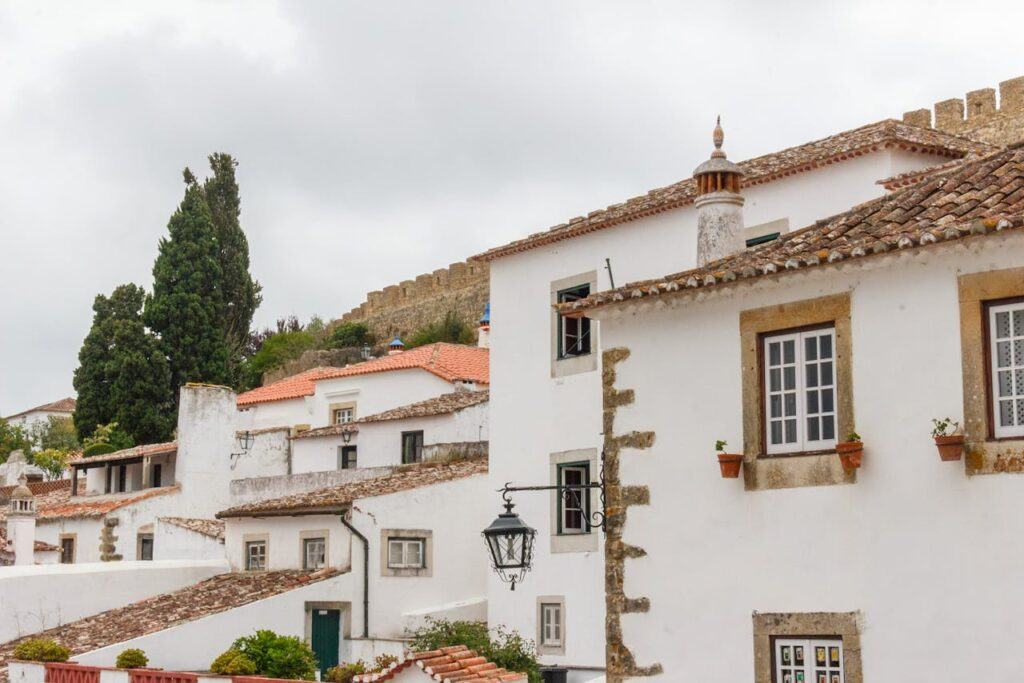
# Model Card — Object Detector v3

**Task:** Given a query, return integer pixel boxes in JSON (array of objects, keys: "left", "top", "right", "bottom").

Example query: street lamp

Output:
[{"left": 236, "top": 430, "right": 254, "bottom": 453}]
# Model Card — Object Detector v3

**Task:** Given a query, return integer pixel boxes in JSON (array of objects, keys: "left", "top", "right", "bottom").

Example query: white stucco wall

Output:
[
  {"left": 600, "top": 234, "right": 1024, "bottom": 679},
  {"left": 356, "top": 403, "right": 489, "bottom": 469},
  {"left": 224, "top": 514, "right": 352, "bottom": 572},
  {"left": 153, "top": 520, "right": 225, "bottom": 561},
  {"left": 311, "top": 371, "right": 457, "bottom": 428},
  {"left": 239, "top": 396, "right": 310, "bottom": 430},
  {"left": 0, "top": 559, "right": 227, "bottom": 642},
  {"left": 228, "top": 467, "right": 393, "bottom": 507},
  {"left": 291, "top": 433, "right": 358, "bottom": 474},
  {"left": 484, "top": 147, "right": 948, "bottom": 672}
]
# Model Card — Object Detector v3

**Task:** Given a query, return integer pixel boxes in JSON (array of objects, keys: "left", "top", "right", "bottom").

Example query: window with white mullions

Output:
[
  {"left": 303, "top": 537, "right": 326, "bottom": 570},
  {"left": 387, "top": 537, "right": 425, "bottom": 569},
  {"left": 764, "top": 327, "right": 837, "bottom": 454},
  {"left": 990, "top": 302, "right": 1024, "bottom": 438},
  {"left": 540, "top": 603, "right": 563, "bottom": 647},
  {"left": 774, "top": 638, "right": 843, "bottom": 683},
  {"left": 557, "top": 463, "right": 590, "bottom": 534},
  {"left": 557, "top": 284, "right": 591, "bottom": 358}
]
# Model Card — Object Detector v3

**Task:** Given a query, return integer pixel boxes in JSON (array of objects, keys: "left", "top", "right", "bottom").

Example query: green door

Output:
[{"left": 311, "top": 609, "right": 341, "bottom": 674}]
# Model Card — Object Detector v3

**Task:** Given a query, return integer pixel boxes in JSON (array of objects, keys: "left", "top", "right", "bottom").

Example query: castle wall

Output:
[{"left": 903, "top": 75, "right": 1024, "bottom": 146}]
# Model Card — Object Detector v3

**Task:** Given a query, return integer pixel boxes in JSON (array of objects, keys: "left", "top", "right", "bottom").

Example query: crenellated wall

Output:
[{"left": 903, "top": 76, "right": 1024, "bottom": 146}]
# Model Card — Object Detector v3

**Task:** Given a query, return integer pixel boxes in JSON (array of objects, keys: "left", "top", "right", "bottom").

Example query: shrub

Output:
[
  {"left": 83, "top": 442, "right": 117, "bottom": 457},
  {"left": 372, "top": 653, "right": 399, "bottom": 672},
  {"left": 210, "top": 649, "right": 257, "bottom": 675},
  {"left": 230, "top": 629, "right": 318, "bottom": 680},
  {"left": 407, "top": 619, "right": 540, "bottom": 683},
  {"left": 406, "top": 311, "right": 475, "bottom": 348},
  {"left": 324, "top": 661, "right": 367, "bottom": 683},
  {"left": 12, "top": 639, "right": 71, "bottom": 663},
  {"left": 328, "top": 322, "right": 374, "bottom": 349},
  {"left": 115, "top": 649, "right": 149, "bottom": 669}
]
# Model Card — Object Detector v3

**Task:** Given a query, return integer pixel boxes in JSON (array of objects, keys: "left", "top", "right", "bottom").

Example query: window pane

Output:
[
  {"left": 998, "top": 340, "right": 1012, "bottom": 367},
  {"left": 1001, "top": 400, "right": 1014, "bottom": 426},
  {"left": 770, "top": 395, "right": 781, "bottom": 418},
  {"left": 996, "top": 311, "right": 1011, "bottom": 338},
  {"left": 784, "top": 393, "right": 797, "bottom": 417},
  {"left": 771, "top": 421, "right": 782, "bottom": 444},
  {"left": 819, "top": 334, "right": 833, "bottom": 359},
  {"left": 785, "top": 419, "right": 797, "bottom": 443},
  {"left": 1015, "top": 309, "right": 1024, "bottom": 336},
  {"left": 822, "top": 415, "right": 835, "bottom": 440},
  {"left": 769, "top": 342, "right": 780, "bottom": 366},
  {"left": 770, "top": 368, "right": 781, "bottom": 392},
  {"left": 820, "top": 361, "right": 833, "bottom": 386},
  {"left": 806, "top": 364, "right": 818, "bottom": 388},
  {"left": 805, "top": 336, "right": 817, "bottom": 361},
  {"left": 807, "top": 417, "right": 820, "bottom": 441},
  {"left": 1016, "top": 339, "right": 1024, "bottom": 365},
  {"left": 1000, "top": 370, "right": 1014, "bottom": 397},
  {"left": 807, "top": 390, "right": 819, "bottom": 414},
  {"left": 822, "top": 389, "right": 834, "bottom": 413},
  {"left": 408, "top": 542, "right": 422, "bottom": 566},
  {"left": 1018, "top": 400, "right": 1024, "bottom": 427},
  {"left": 783, "top": 366, "right": 796, "bottom": 390},
  {"left": 783, "top": 340, "right": 795, "bottom": 364},
  {"left": 389, "top": 541, "right": 403, "bottom": 565}
]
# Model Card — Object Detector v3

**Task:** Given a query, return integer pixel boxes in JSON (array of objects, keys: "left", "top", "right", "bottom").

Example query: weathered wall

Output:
[
  {"left": 903, "top": 75, "right": 1024, "bottom": 146},
  {"left": 228, "top": 466, "right": 394, "bottom": 506}
]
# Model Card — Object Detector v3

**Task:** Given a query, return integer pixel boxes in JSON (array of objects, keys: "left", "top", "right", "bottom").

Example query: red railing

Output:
[
  {"left": 45, "top": 663, "right": 101, "bottom": 683},
  {"left": 129, "top": 672, "right": 197, "bottom": 683}
]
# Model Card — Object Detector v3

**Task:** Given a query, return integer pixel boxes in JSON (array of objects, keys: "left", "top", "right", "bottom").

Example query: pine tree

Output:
[
  {"left": 203, "top": 153, "right": 261, "bottom": 382},
  {"left": 72, "top": 284, "right": 175, "bottom": 442},
  {"left": 145, "top": 172, "right": 232, "bottom": 395}
]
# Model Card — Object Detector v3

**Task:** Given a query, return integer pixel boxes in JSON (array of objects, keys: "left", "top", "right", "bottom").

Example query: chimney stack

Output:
[
  {"left": 388, "top": 337, "right": 406, "bottom": 355},
  {"left": 477, "top": 303, "right": 490, "bottom": 349},
  {"left": 7, "top": 475, "right": 37, "bottom": 566},
  {"left": 693, "top": 117, "right": 745, "bottom": 267}
]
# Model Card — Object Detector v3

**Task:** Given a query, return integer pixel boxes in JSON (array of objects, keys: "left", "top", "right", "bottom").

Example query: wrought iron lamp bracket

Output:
[{"left": 497, "top": 450, "right": 608, "bottom": 531}]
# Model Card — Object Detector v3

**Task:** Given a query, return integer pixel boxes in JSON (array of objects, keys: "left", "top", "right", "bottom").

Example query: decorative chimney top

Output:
[
  {"left": 9, "top": 474, "right": 36, "bottom": 516},
  {"left": 388, "top": 336, "right": 406, "bottom": 355},
  {"left": 693, "top": 116, "right": 744, "bottom": 195}
]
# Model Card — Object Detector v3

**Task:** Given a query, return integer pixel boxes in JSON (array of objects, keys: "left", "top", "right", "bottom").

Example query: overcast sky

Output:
[{"left": 1, "top": 0, "right": 1022, "bottom": 416}]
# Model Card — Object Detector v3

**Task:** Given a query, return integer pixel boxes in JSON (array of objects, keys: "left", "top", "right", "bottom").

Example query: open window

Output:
[
  {"left": 557, "top": 462, "right": 591, "bottom": 535},
  {"left": 401, "top": 431, "right": 424, "bottom": 464},
  {"left": 557, "top": 284, "right": 591, "bottom": 359}
]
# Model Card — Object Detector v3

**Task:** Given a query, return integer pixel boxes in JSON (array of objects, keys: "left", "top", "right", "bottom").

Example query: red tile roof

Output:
[
  {"left": 290, "top": 423, "right": 359, "bottom": 440},
  {"left": 159, "top": 517, "right": 225, "bottom": 541},
  {"left": 217, "top": 458, "right": 487, "bottom": 518},
  {"left": 68, "top": 441, "right": 177, "bottom": 466},
  {"left": 314, "top": 343, "right": 489, "bottom": 386},
  {"left": 474, "top": 119, "right": 992, "bottom": 262},
  {"left": 0, "top": 478, "right": 72, "bottom": 501},
  {"left": 236, "top": 366, "right": 339, "bottom": 407},
  {"left": 560, "top": 143, "right": 1024, "bottom": 316},
  {"left": 4, "top": 397, "right": 76, "bottom": 420},
  {"left": 354, "top": 646, "right": 526, "bottom": 682},
  {"left": 358, "top": 390, "right": 489, "bottom": 424},
  {"left": 0, "top": 483, "right": 180, "bottom": 523}
]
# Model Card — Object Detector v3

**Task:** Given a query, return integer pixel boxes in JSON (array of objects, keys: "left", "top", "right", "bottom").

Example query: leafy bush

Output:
[
  {"left": 239, "top": 330, "right": 319, "bottom": 390},
  {"left": 324, "top": 661, "right": 367, "bottom": 683},
  {"left": 210, "top": 649, "right": 257, "bottom": 675},
  {"left": 32, "top": 449, "right": 70, "bottom": 480},
  {"left": 327, "top": 322, "right": 374, "bottom": 349},
  {"left": 115, "top": 649, "right": 149, "bottom": 669},
  {"left": 83, "top": 442, "right": 117, "bottom": 457},
  {"left": 230, "top": 629, "right": 318, "bottom": 680},
  {"left": 407, "top": 619, "right": 540, "bottom": 683},
  {"left": 82, "top": 422, "right": 134, "bottom": 453},
  {"left": 406, "top": 311, "right": 475, "bottom": 348},
  {"left": 372, "top": 653, "right": 399, "bottom": 672},
  {"left": 12, "top": 639, "right": 71, "bottom": 662}
]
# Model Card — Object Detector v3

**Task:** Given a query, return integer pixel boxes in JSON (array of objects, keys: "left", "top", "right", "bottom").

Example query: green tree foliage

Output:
[
  {"left": 239, "top": 329, "right": 318, "bottom": 390},
  {"left": 30, "top": 417, "right": 79, "bottom": 453},
  {"left": 230, "top": 630, "right": 318, "bottom": 680},
  {"left": 202, "top": 153, "right": 262, "bottom": 381},
  {"left": 114, "top": 649, "right": 149, "bottom": 669},
  {"left": 12, "top": 639, "right": 70, "bottom": 662},
  {"left": 210, "top": 649, "right": 257, "bottom": 675},
  {"left": 145, "top": 174, "right": 232, "bottom": 395},
  {"left": 32, "top": 449, "right": 69, "bottom": 480},
  {"left": 327, "top": 321, "right": 374, "bottom": 349},
  {"left": 406, "top": 311, "right": 475, "bottom": 348},
  {"left": 83, "top": 422, "right": 135, "bottom": 453},
  {"left": 0, "top": 420, "right": 33, "bottom": 463},
  {"left": 407, "top": 619, "right": 541, "bottom": 683},
  {"left": 324, "top": 662, "right": 367, "bottom": 683},
  {"left": 73, "top": 285, "right": 175, "bottom": 443}
]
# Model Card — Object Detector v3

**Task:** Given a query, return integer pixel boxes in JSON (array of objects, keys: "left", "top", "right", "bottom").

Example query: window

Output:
[
  {"left": 151, "top": 463, "right": 162, "bottom": 488},
  {"left": 303, "top": 537, "right": 326, "bottom": 570},
  {"left": 764, "top": 327, "right": 837, "bottom": 454},
  {"left": 401, "top": 431, "right": 424, "bottom": 464},
  {"left": 116, "top": 465, "right": 127, "bottom": 493},
  {"left": 540, "top": 602, "right": 563, "bottom": 648},
  {"left": 557, "top": 463, "right": 590, "bottom": 535},
  {"left": 337, "top": 446, "right": 357, "bottom": 470},
  {"left": 774, "top": 638, "right": 843, "bottom": 683},
  {"left": 59, "top": 536, "right": 75, "bottom": 564},
  {"left": 557, "top": 284, "right": 591, "bottom": 358},
  {"left": 246, "top": 540, "right": 267, "bottom": 571},
  {"left": 137, "top": 533, "right": 154, "bottom": 561},
  {"left": 989, "top": 301, "right": 1024, "bottom": 438},
  {"left": 333, "top": 407, "right": 354, "bottom": 425},
  {"left": 387, "top": 537, "right": 425, "bottom": 569}
]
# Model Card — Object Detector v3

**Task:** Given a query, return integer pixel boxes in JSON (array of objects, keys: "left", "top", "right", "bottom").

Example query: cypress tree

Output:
[
  {"left": 145, "top": 172, "right": 232, "bottom": 395},
  {"left": 202, "top": 153, "right": 261, "bottom": 382},
  {"left": 73, "top": 284, "right": 175, "bottom": 443}
]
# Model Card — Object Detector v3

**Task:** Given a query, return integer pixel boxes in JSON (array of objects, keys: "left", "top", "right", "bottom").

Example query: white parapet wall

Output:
[{"left": 0, "top": 559, "right": 228, "bottom": 644}]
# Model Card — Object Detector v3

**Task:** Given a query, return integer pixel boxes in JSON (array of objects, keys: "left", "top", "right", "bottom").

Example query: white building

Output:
[
  {"left": 2, "top": 397, "right": 75, "bottom": 434},
  {"left": 473, "top": 119, "right": 990, "bottom": 680}
]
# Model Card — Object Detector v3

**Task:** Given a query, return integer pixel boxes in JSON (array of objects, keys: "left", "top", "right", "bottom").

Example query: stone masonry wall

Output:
[{"left": 903, "top": 75, "right": 1024, "bottom": 146}]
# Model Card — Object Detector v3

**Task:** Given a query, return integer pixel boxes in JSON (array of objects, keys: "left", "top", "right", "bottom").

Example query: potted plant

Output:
[
  {"left": 836, "top": 431, "right": 863, "bottom": 471},
  {"left": 715, "top": 440, "right": 743, "bottom": 478},
  {"left": 931, "top": 418, "right": 965, "bottom": 461}
]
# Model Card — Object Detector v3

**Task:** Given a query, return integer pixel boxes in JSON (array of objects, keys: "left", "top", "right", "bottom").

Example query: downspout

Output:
[{"left": 340, "top": 513, "right": 369, "bottom": 638}]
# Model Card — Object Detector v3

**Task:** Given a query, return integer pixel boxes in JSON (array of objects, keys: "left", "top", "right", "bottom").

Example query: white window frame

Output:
[
  {"left": 303, "top": 537, "right": 326, "bottom": 570},
  {"left": 539, "top": 602, "right": 563, "bottom": 648},
  {"left": 333, "top": 407, "right": 354, "bottom": 425},
  {"left": 387, "top": 537, "right": 425, "bottom": 569},
  {"left": 774, "top": 638, "right": 844, "bottom": 683},
  {"left": 989, "top": 301, "right": 1024, "bottom": 439},
  {"left": 764, "top": 327, "right": 837, "bottom": 455},
  {"left": 245, "top": 540, "right": 267, "bottom": 571},
  {"left": 558, "top": 463, "right": 590, "bottom": 535}
]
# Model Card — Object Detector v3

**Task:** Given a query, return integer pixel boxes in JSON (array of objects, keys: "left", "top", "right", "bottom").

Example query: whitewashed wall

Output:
[
  {"left": 238, "top": 396, "right": 311, "bottom": 431},
  {"left": 224, "top": 514, "right": 352, "bottom": 572},
  {"left": 485, "top": 147, "right": 948, "bottom": 675},
  {"left": 311, "top": 371, "right": 457, "bottom": 427},
  {"left": 356, "top": 403, "right": 489, "bottom": 469},
  {"left": 602, "top": 235, "right": 1024, "bottom": 679},
  {"left": 0, "top": 559, "right": 226, "bottom": 642},
  {"left": 229, "top": 467, "right": 393, "bottom": 507},
  {"left": 153, "top": 520, "right": 224, "bottom": 561},
  {"left": 291, "top": 433, "right": 358, "bottom": 474}
]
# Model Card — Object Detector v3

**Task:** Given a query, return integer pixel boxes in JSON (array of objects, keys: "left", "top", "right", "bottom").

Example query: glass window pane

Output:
[
  {"left": 1000, "top": 400, "right": 1014, "bottom": 426},
  {"left": 770, "top": 368, "right": 781, "bottom": 392},
  {"left": 408, "top": 542, "right": 422, "bottom": 566},
  {"left": 998, "top": 340, "right": 1012, "bottom": 367},
  {"left": 785, "top": 419, "right": 797, "bottom": 443},
  {"left": 805, "top": 337, "right": 817, "bottom": 361},
  {"left": 784, "top": 393, "right": 797, "bottom": 416},
  {"left": 822, "top": 388, "right": 834, "bottom": 413},
  {"left": 820, "top": 362, "right": 833, "bottom": 386},
  {"left": 807, "top": 417, "right": 820, "bottom": 441},
  {"left": 1015, "top": 309, "right": 1024, "bottom": 336},
  {"left": 819, "top": 334, "right": 833, "bottom": 359},
  {"left": 1000, "top": 370, "right": 1014, "bottom": 397},
  {"left": 822, "top": 415, "right": 835, "bottom": 440},
  {"left": 806, "top": 364, "right": 818, "bottom": 388},
  {"left": 1015, "top": 339, "right": 1024, "bottom": 366},
  {"left": 770, "top": 395, "right": 781, "bottom": 418},
  {"left": 770, "top": 421, "right": 782, "bottom": 445},
  {"left": 784, "top": 366, "right": 796, "bottom": 390},
  {"left": 996, "top": 311, "right": 1011, "bottom": 338},
  {"left": 1018, "top": 400, "right": 1024, "bottom": 427},
  {"left": 807, "top": 390, "right": 819, "bottom": 414},
  {"left": 783, "top": 340, "right": 795, "bottom": 364},
  {"left": 769, "top": 342, "right": 780, "bottom": 366},
  {"left": 1016, "top": 369, "right": 1024, "bottom": 395},
  {"left": 389, "top": 541, "right": 403, "bottom": 565}
]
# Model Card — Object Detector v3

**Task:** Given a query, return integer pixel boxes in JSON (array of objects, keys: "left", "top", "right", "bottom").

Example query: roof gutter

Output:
[{"left": 340, "top": 513, "right": 370, "bottom": 639}]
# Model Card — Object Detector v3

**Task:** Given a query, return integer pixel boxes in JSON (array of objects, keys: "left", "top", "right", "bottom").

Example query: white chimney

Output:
[
  {"left": 693, "top": 117, "right": 745, "bottom": 267},
  {"left": 7, "top": 475, "right": 37, "bottom": 566}
]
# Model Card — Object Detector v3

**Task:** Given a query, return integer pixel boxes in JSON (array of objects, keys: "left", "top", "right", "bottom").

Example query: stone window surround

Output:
[
  {"left": 329, "top": 401, "right": 358, "bottom": 425},
  {"left": 380, "top": 528, "right": 433, "bottom": 577},
  {"left": 136, "top": 525, "right": 154, "bottom": 561},
  {"left": 536, "top": 595, "right": 566, "bottom": 656},
  {"left": 59, "top": 533, "right": 76, "bottom": 564},
  {"left": 549, "top": 448, "right": 599, "bottom": 554},
  {"left": 551, "top": 271, "right": 599, "bottom": 378},
  {"left": 752, "top": 611, "right": 862, "bottom": 683},
  {"left": 740, "top": 293, "right": 856, "bottom": 492},
  {"left": 299, "top": 529, "right": 330, "bottom": 570},
  {"left": 958, "top": 266, "right": 1024, "bottom": 474},
  {"left": 243, "top": 532, "right": 269, "bottom": 572}
]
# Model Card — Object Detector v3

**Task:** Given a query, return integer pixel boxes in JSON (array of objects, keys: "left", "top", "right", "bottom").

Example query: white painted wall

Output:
[
  {"left": 311, "top": 371, "right": 457, "bottom": 428},
  {"left": 224, "top": 514, "right": 352, "bottom": 572},
  {"left": 0, "top": 559, "right": 227, "bottom": 642},
  {"left": 229, "top": 467, "right": 393, "bottom": 507},
  {"left": 153, "top": 520, "right": 224, "bottom": 562},
  {"left": 291, "top": 433, "right": 358, "bottom": 474},
  {"left": 356, "top": 403, "right": 488, "bottom": 469},
  {"left": 239, "top": 396, "right": 310, "bottom": 431},
  {"left": 601, "top": 234, "right": 1024, "bottom": 679},
  {"left": 485, "top": 147, "right": 948, "bottom": 673}
]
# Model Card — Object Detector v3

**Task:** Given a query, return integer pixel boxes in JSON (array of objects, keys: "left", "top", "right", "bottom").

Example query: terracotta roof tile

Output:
[
  {"left": 68, "top": 442, "right": 177, "bottom": 466},
  {"left": 353, "top": 645, "right": 527, "bottom": 682},
  {"left": 0, "top": 568, "right": 340, "bottom": 681},
  {"left": 474, "top": 120, "right": 992, "bottom": 262},
  {"left": 314, "top": 344, "right": 489, "bottom": 386},
  {"left": 358, "top": 390, "right": 489, "bottom": 424},
  {"left": 4, "top": 397, "right": 76, "bottom": 420},
  {"left": 159, "top": 517, "right": 225, "bottom": 541},
  {"left": 290, "top": 424, "right": 359, "bottom": 440},
  {"left": 236, "top": 366, "right": 339, "bottom": 407},
  {"left": 0, "top": 484, "right": 179, "bottom": 523},
  {"left": 0, "top": 478, "right": 72, "bottom": 502},
  {"left": 560, "top": 144, "right": 1024, "bottom": 315},
  {"left": 217, "top": 459, "right": 487, "bottom": 518}
]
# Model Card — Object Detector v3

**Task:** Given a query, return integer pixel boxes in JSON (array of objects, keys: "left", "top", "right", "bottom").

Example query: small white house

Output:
[{"left": 2, "top": 397, "right": 76, "bottom": 435}]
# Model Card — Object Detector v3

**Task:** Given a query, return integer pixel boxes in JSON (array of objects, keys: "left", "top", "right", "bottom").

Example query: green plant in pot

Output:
[
  {"left": 836, "top": 431, "right": 863, "bottom": 471},
  {"left": 715, "top": 439, "right": 743, "bottom": 479},
  {"left": 931, "top": 418, "right": 964, "bottom": 462}
]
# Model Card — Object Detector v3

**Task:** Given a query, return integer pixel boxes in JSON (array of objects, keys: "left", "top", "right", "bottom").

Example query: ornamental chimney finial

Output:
[{"left": 712, "top": 115, "right": 725, "bottom": 158}]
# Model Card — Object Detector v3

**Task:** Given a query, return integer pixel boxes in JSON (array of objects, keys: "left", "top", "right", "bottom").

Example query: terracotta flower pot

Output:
[
  {"left": 934, "top": 434, "right": 965, "bottom": 462},
  {"left": 836, "top": 441, "right": 863, "bottom": 471},
  {"left": 717, "top": 453, "right": 743, "bottom": 478}
]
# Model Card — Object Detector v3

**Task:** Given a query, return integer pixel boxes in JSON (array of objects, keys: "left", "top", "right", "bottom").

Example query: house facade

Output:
[{"left": 2, "top": 397, "right": 75, "bottom": 435}]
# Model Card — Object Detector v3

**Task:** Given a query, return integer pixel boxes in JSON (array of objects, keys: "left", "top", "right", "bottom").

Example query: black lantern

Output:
[
  {"left": 236, "top": 430, "right": 254, "bottom": 453},
  {"left": 482, "top": 497, "right": 536, "bottom": 591}
]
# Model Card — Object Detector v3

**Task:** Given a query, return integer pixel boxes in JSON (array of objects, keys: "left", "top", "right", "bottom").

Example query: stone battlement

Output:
[
  {"left": 903, "top": 76, "right": 1024, "bottom": 146},
  {"left": 339, "top": 259, "right": 488, "bottom": 323}
]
